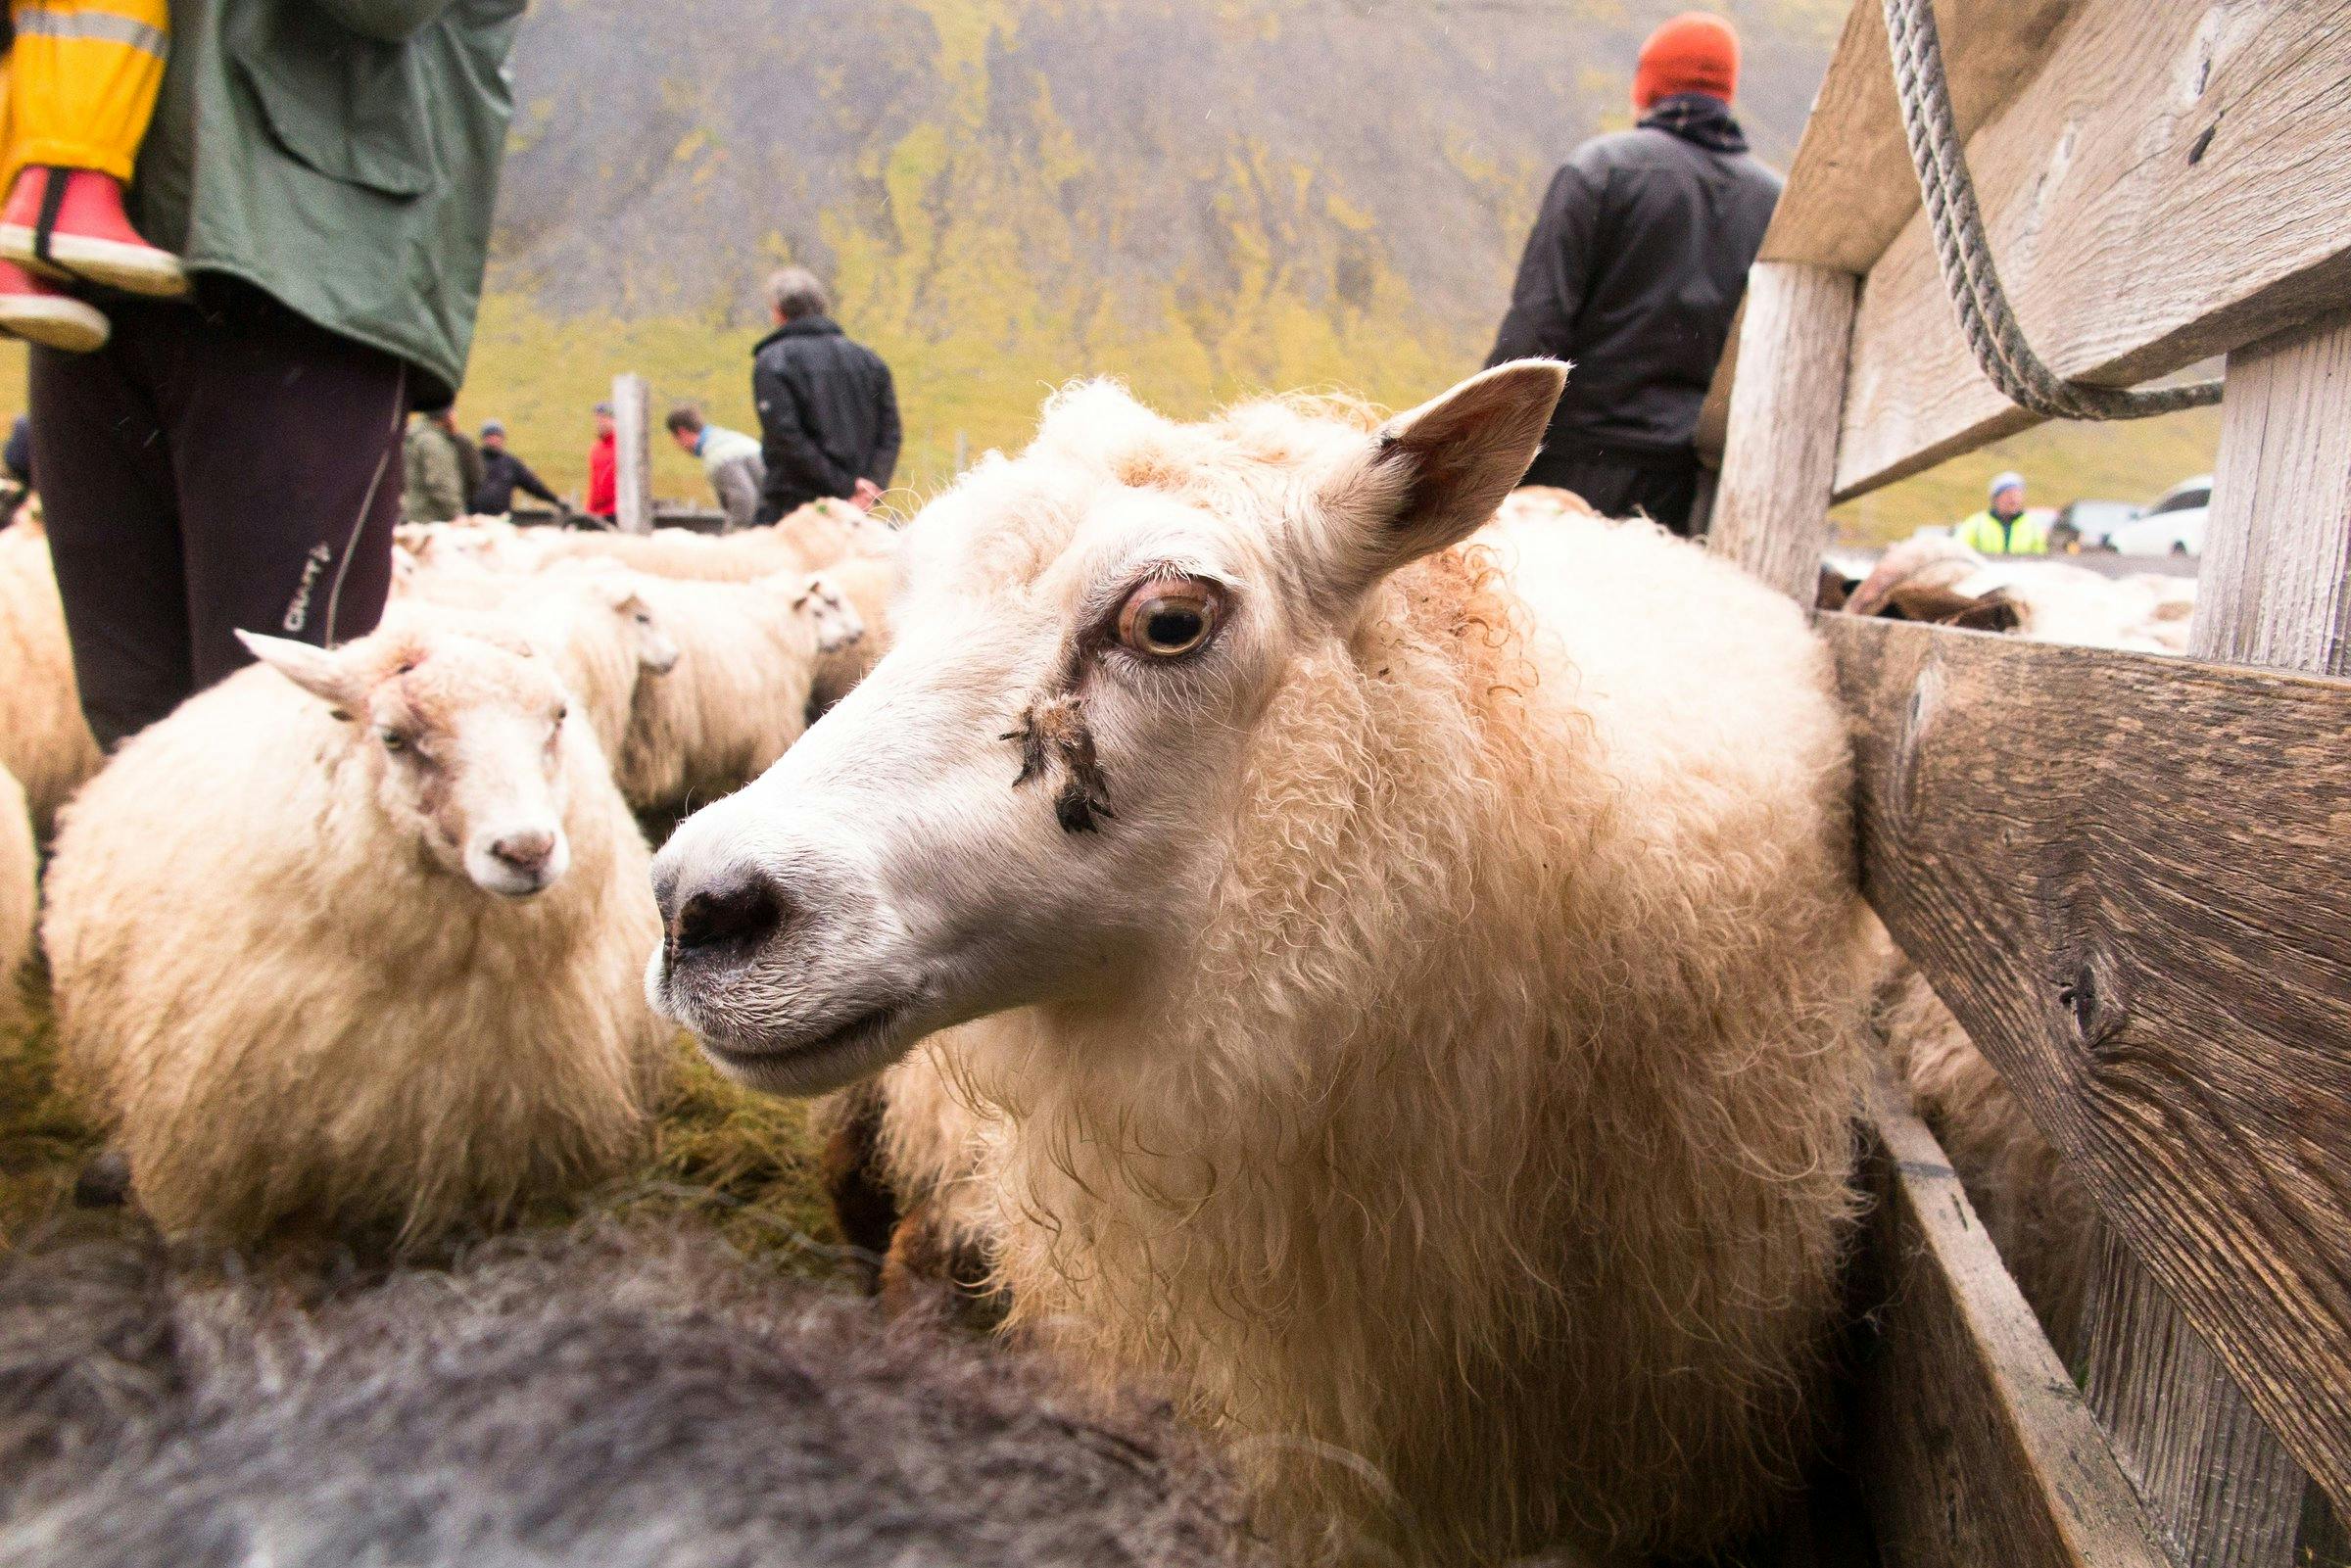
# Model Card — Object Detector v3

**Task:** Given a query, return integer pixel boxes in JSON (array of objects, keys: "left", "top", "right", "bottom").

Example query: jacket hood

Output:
[
  {"left": 1637, "top": 92, "right": 1750, "bottom": 155},
  {"left": 752, "top": 315, "right": 845, "bottom": 356}
]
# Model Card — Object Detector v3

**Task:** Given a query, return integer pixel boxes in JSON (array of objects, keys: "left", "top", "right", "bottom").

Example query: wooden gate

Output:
[{"left": 1703, "top": 3, "right": 2351, "bottom": 1564}]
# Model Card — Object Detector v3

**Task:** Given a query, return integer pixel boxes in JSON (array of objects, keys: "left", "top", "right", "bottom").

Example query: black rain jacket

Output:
[
  {"left": 472, "top": 448, "right": 559, "bottom": 514},
  {"left": 750, "top": 315, "right": 902, "bottom": 523},
  {"left": 1487, "top": 94, "right": 1781, "bottom": 459}
]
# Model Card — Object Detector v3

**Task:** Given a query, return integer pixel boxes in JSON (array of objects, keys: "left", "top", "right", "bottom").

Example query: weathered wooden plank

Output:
[
  {"left": 2073, "top": 314, "right": 2351, "bottom": 1568},
  {"left": 1858, "top": 1071, "right": 2168, "bottom": 1568},
  {"left": 1832, "top": 0, "right": 2351, "bottom": 499},
  {"left": 612, "top": 372, "right": 653, "bottom": 536},
  {"left": 1756, "top": 0, "right": 2080, "bottom": 276},
  {"left": 1824, "top": 612, "right": 2351, "bottom": 1517},
  {"left": 1709, "top": 263, "right": 1856, "bottom": 601},
  {"left": 2194, "top": 317, "right": 2351, "bottom": 675},
  {"left": 2084, "top": 1223, "right": 2310, "bottom": 1568}
]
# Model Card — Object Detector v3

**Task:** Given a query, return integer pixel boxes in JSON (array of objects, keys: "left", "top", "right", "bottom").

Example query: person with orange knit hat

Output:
[{"left": 1488, "top": 11, "right": 1780, "bottom": 536}]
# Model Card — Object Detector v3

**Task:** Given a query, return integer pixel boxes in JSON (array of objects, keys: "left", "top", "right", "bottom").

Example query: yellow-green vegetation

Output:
[{"left": 0, "top": 968, "right": 853, "bottom": 1277}]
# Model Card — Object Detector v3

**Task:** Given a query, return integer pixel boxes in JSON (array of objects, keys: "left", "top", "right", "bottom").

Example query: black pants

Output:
[
  {"left": 1520, "top": 444, "right": 1702, "bottom": 537},
  {"left": 29, "top": 285, "right": 408, "bottom": 748}
]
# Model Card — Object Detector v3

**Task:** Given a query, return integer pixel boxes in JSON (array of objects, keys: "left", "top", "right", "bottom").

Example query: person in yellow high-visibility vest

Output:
[
  {"left": 0, "top": 0, "right": 187, "bottom": 353},
  {"left": 1952, "top": 470, "right": 2048, "bottom": 555}
]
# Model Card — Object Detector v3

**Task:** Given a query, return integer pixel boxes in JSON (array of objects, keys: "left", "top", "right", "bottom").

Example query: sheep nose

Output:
[
  {"left": 489, "top": 828, "right": 557, "bottom": 875},
  {"left": 665, "top": 868, "right": 787, "bottom": 958}
]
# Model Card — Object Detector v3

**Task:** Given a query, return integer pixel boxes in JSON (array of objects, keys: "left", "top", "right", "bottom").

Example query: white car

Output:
[{"left": 2098, "top": 476, "right": 2211, "bottom": 556}]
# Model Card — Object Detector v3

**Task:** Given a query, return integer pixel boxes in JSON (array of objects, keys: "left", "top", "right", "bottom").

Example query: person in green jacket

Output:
[
  {"left": 24, "top": 0, "right": 524, "bottom": 747},
  {"left": 1953, "top": 470, "right": 2049, "bottom": 555}
]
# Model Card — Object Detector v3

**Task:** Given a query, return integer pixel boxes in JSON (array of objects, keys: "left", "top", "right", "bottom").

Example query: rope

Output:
[{"left": 1881, "top": 0, "right": 2221, "bottom": 419}]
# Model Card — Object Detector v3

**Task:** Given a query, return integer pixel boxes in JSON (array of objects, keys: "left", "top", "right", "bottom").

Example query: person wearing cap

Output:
[
  {"left": 586, "top": 402, "right": 619, "bottom": 522},
  {"left": 1487, "top": 12, "right": 1780, "bottom": 536},
  {"left": 1954, "top": 471, "right": 2048, "bottom": 555},
  {"left": 472, "top": 420, "right": 562, "bottom": 517}
]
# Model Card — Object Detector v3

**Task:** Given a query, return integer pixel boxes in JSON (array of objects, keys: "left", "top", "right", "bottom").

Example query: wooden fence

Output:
[{"left": 1706, "top": 3, "right": 2351, "bottom": 1564}]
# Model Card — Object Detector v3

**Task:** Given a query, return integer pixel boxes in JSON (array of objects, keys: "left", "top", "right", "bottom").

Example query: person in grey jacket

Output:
[
  {"left": 748, "top": 268, "right": 899, "bottom": 525},
  {"left": 666, "top": 405, "right": 767, "bottom": 531},
  {"left": 1487, "top": 13, "right": 1779, "bottom": 536}
]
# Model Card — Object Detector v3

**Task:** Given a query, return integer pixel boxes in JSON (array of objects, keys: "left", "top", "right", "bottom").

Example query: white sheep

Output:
[
  {"left": 532, "top": 499, "right": 890, "bottom": 584},
  {"left": 615, "top": 572, "right": 863, "bottom": 812},
  {"left": 1845, "top": 533, "right": 2195, "bottom": 652},
  {"left": 399, "top": 557, "right": 681, "bottom": 758},
  {"left": 648, "top": 367, "right": 1875, "bottom": 1564},
  {"left": 41, "top": 608, "right": 669, "bottom": 1247},
  {"left": 0, "top": 762, "right": 31, "bottom": 1026},
  {"left": 0, "top": 519, "right": 103, "bottom": 832}
]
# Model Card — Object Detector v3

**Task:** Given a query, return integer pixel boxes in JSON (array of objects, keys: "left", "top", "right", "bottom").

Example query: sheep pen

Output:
[{"left": 0, "top": 1223, "right": 1267, "bottom": 1568}]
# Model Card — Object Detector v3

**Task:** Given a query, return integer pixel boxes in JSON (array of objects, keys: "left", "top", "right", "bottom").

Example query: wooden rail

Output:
[
  {"left": 1831, "top": 0, "right": 2351, "bottom": 499},
  {"left": 1757, "top": 0, "right": 2078, "bottom": 276},
  {"left": 1860, "top": 1072, "right": 2168, "bottom": 1568},
  {"left": 1825, "top": 611, "right": 2351, "bottom": 1519}
]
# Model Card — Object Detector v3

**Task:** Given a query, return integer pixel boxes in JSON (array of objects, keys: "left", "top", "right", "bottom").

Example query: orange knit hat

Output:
[{"left": 1634, "top": 13, "right": 1741, "bottom": 110}]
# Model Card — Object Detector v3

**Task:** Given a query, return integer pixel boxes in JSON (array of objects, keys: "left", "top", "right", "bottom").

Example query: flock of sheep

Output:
[{"left": 0, "top": 365, "right": 2189, "bottom": 1566}]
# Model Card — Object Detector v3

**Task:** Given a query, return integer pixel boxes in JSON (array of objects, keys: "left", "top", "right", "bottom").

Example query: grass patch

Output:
[
  {"left": 0, "top": 970, "right": 854, "bottom": 1279},
  {"left": 0, "top": 973, "right": 107, "bottom": 1250}
]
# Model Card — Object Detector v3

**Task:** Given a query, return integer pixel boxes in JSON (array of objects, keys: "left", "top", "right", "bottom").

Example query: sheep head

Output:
[
  {"left": 238, "top": 622, "right": 580, "bottom": 899},
  {"left": 645, "top": 360, "right": 1565, "bottom": 1095},
  {"left": 586, "top": 572, "right": 682, "bottom": 676},
  {"left": 788, "top": 574, "right": 865, "bottom": 654}
]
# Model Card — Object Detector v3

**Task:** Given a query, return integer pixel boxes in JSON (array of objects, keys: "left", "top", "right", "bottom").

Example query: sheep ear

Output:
[
  {"left": 1315, "top": 359, "right": 1566, "bottom": 600},
  {"left": 238, "top": 632, "right": 366, "bottom": 710}
]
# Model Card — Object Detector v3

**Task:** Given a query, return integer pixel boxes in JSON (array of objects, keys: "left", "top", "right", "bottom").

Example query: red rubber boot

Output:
[
  {"left": 0, "top": 166, "right": 187, "bottom": 298},
  {"left": 0, "top": 257, "right": 109, "bottom": 352}
]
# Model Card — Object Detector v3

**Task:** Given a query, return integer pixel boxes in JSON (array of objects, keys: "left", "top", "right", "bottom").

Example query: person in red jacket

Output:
[{"left": 585, "top": 401, "right": 618, "bottom": 521}]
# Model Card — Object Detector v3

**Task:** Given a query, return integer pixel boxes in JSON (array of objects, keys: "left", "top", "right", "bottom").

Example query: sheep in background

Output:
[
  {"left": 1841, "top": 533, "right": 2193, "bottom": 652},
  {"left": 41, "top": 610, "right": 667, "bottom": 1248},
  {"left": 1873, "top": 954, "right": 2092, "bottom": 1354},
  {"left": 616, "top": 573, "right": 863, "bottom": 812},
  {"left": 648, "top": 366, "right": 1875, "bottom": 1564},
  {"left": 534, "top": 499, "right": 891, "bottom": 584},
  {"left": 400, "top": 558, "right": 681, "bottom": 758},
  {"left": 535, "top": 521, "right": 810, "bottom": 582},
  {"left": 0, "top": 518, "right": 102, "bottom": 833},
  {"left": 0, "top": 763, "right": 31, "bottom": 1024},
  {"left": 805, "top": 548, "right": 899, "bottom": 712},
  {"left": 0, "top": 1226, "right": 1267, "bottom": 1568},
  {"left": 395, "top": 516, "right": 550, "bottom": 574}
]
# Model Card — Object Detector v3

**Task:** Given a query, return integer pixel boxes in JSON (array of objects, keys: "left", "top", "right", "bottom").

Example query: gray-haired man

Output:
[{"left": 749, "top": 267, "right": 900, "bottom": 524}]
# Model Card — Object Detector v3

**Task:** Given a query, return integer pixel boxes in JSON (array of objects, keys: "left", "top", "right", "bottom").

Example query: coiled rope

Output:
[{"left": 1881, "top": 0, "right": 2221, "bottom": 419}]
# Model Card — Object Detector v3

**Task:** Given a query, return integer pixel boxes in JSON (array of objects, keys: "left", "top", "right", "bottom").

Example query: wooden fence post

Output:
[
  {"left": 2082, "top": 311, "right": 2351, "bottom": 1566},
  {"left": 1709, "top": 262, "right": 1858, "bottom": 600},
  {"left": 612, "top": 372, "right": 652, "bottom": 536}
]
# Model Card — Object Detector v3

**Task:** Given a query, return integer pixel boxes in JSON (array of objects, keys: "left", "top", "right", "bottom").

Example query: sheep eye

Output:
[
  {"left": 378, "top": 728, "right": 407, "bottom": 751},
  {"left": 1115, "top": 578, "right": 1221, "bottom": 659}
]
